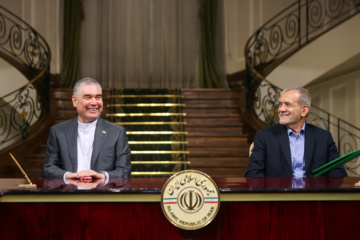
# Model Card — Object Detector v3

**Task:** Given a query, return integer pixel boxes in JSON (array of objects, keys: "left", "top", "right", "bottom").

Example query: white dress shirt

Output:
[
  {"left": 63, "top": 119, "right": 109, "bottom": 184},
  {"left": 77, "top": 119, "right": 97, "bottom": 172}
]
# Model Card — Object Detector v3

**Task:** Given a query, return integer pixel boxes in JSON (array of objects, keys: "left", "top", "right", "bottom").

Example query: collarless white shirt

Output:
[{"left": 77, "top": 119, "right": 97, "bottom": 172}]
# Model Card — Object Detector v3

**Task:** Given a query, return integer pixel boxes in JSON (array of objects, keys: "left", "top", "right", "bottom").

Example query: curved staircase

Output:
[
  {"left": 0, "top": 5, "right": 51, "bottom": 178},
  {"left": 1, "top": 1, "right": 359, "bottom": 179}
]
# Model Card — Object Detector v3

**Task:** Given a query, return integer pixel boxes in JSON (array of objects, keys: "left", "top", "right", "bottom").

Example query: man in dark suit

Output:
[
  {"left": 43, "top": 78, "right": 131, "bottom": 183},
  {"left": 245, "top": 86, "right": 347, "bottom": 178}
]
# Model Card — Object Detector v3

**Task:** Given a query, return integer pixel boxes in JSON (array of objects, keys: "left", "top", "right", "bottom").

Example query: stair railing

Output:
[
  {"left": 0, "top": 6, "right": 51, "bottom": 151},
  {"left": 244, "top": 0, "right": 360, "bottom": 175}
]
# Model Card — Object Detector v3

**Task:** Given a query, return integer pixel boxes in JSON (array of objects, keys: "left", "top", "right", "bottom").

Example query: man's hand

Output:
[
  {"left": 66, "top": 177, "right": 104, "bottom": 189},
  {"left": 76, "top": 178, "right": 104, "bottom": 189},
  {"left": 66, "top": 169, "right": 106, "bottom": 182},
  {"left": 65, "top": 170, "right": 106, "bottom": 189}
]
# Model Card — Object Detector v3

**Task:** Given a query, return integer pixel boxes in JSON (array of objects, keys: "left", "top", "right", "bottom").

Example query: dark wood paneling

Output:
[{"left": 1, "top": 201, "right": 359, "bottom": 240}]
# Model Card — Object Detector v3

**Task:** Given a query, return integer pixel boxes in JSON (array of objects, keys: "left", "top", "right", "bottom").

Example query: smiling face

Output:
[
  {"left": 72, "top": 84, "right": 103, "bottom": 123},
  {"left": 278, "top": 89, "right": 309, "bottom": 133}
]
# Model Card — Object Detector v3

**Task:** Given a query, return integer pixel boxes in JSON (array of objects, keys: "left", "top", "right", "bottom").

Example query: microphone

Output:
[{"left": 9, "top": 152, "right": 37, "bottom": 189}]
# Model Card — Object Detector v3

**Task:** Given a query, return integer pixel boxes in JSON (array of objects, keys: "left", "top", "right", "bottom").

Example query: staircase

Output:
[
  {"left": 182, "top": 89, "right": 250, "bottom": 177},
  {"left": 16, "top": 88, "right": 249, "bottom": 179},
  {"left": 107, "top": 89, "right": 188, "bottom": 177}
]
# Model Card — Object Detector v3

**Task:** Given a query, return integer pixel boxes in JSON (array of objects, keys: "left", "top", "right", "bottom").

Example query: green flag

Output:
[{"left": 312, "top": 149, "right": 360, "bottom": 177}]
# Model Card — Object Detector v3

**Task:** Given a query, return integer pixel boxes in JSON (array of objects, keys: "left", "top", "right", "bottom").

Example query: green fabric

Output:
[
  {"left": 313, "top": 148, "right": 360, "bottom": 177},
  {"left": 60, "top": 0, "right": 83, "bottom": 88},
  {"left": 199, "top": 0, "right": 223, "bottom": 88}
]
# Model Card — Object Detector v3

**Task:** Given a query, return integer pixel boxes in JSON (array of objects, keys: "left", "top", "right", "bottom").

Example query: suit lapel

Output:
[
  {"left": 91, "top": 118, "right": 108, "bottom": 168},
  {"left": 65, "top": 118, "right": 78, "bottom": 172},
  {"left": 304, "top": 124, "right": 315, "bottom": 172},
  {"left": 276, "top": 124, "right": 292, "bottom": 169}
]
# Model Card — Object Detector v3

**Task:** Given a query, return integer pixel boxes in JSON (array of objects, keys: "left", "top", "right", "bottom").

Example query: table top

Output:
[
  {"left": 1, "top": 177, "right": 360, "bottom": 202},
  {"left": 1, "top": 177, "right": 360, "bottom": 193}
]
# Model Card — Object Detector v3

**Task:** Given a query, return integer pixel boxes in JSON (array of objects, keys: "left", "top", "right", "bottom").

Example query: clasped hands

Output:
[{"left": 66, "top": 169, "right": 106, "bottom": 189}]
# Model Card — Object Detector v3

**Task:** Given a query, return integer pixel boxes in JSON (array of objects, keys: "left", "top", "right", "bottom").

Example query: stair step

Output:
[
  {"left": 186, "top": 140, "right": 249, "bottom": 147},
  {"left": 182, "top": 84, "right": 249, "bottom": 181},
  {"left": 187, "top": 131, "right": 247, "bottom": 137},
  {"left": 185, "top": 127, "right": 243, "bottom": 132},
  {"left": 188, "top": 155, "right": 248, "bottom": 161},
  {"left": 188, "top": 150, "right": 247, "bottom": 157},
  {"left": 185, "top": 118, "right": 241, "bottom": 123},
  {"left": 181, "top": 89, "right": 240, "bottom": 99},
  {"left": 189, "top": 160, "right": 248, "bottom": 167},
  {"left": 183, "top": 104, "right": 239, "bottom": 109},
  {"left": 54, "top": 100, "right": 74, "bottom": 109},
  {"left": 27, "top": 153, "right": 46, "bottom": 159},
  {"left": 187, "top": 168, "right": 246, "bottom": 178},
  {"left": 187, "top": 146, "right": 249, "bottom": 152},
  {"left": 183, "top": 99, "right": 239, "bottom": 106},
  {"left": 185, "top": 121, "right": 242, "bottom": 127},
  {"left": 183, "top": 108, "right": 239, "bottom": 114},
  {"left": 185, "top": 113, "right": 240, "bottom": 117},
  {"left": 52, "top": 89, "right": 73, "bottom": 99}
]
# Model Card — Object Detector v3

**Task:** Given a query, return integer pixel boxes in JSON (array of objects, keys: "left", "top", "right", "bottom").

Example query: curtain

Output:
[
  {"left": 80, "top": 0, "right": 200, "bottom": 89},
  {"left": 198, "top": 0, "right": 224, "bottom": 88},
  {"left": 60, "top": 0, "right": 83, "bottom": 88}
]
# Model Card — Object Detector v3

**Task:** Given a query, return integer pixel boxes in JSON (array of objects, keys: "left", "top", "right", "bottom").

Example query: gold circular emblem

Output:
[{"left": 161, "top": 170, "right": 220, "bottom": 230}]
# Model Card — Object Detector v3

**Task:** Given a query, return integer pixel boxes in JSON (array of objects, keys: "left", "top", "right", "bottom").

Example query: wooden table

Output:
[{"left": 1, "top": 177, "right": 360, "bottom": 239}]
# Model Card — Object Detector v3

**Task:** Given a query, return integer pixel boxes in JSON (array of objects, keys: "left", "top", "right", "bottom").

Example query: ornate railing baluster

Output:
[
  {"left": 244, "top": 0, "right": 360, "bottom": 175},
  {"left": 0, "top": 6, "right": 51, "bottom": 150}
]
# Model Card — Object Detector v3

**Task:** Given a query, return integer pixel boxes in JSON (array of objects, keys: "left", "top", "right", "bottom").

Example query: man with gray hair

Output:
[
  {"left": 245, "top": 86, "right": 347, "bottom": 179},
  {"left": 43, "top": 78, "right": 131, "bottom": 185}
]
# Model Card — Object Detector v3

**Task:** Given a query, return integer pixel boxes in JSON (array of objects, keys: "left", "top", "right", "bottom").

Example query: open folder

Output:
[{"left": 312, "top": 149, "right": 360, "bottom": 177}]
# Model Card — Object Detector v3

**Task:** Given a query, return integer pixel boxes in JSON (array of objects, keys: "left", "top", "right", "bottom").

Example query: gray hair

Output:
[
  {"left": 281, "top": 86, "right": 311, "bottom": 111},
  {"left": 73, "top": 78, "right": 102, "bottom": 98}
]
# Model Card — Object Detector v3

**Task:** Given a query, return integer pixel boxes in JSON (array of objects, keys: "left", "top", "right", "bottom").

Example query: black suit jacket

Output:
[
  {"left": 245, "top": 123, "right": 347, "bottom": 177},
  {"left": 43, "top": 117, "right": 131, "bottom": 178}
]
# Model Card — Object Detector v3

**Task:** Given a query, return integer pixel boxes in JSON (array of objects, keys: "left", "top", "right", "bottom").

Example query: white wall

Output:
[
  {"left": 0, "top": 0, "right": 63, "bottom": 97},
  {"left": 267, "top": 14, "right": 360, "bottom": 89},
  {"left": 222, "top": 0, "right": 360, "bottom": 128},
  {"left": 0, "top": 0, "right": 359, "bottom": 128},
  {"left": 223, "top": 0, "right": 293, "bottom": 74},
  {"left": 263, "top": 12, "right": 360, "bottom": 128},
  {"left": 0, "top": 0, "right": 63, "bottom": 74},
  {"left": 0, "top": 58, "right": 26, "bottom": 98},
  {"left": 307, "top": 69, "right": 360, "bottom": 176},
  {"left": 307, "top": 69, "right": 360, "bottom": 128}
]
